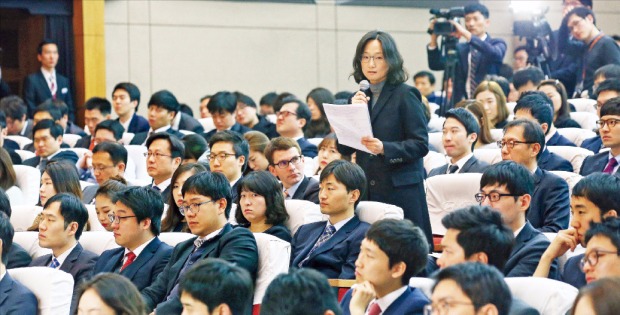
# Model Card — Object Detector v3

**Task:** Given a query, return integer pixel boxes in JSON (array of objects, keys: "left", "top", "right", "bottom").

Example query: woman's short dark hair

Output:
[
  {"left": 538, "top": 79, "right": 571, "bottom": 122},
  {"left": 306, "top": 87, "right": 334, "bottom": 121},
  {"left": 77, "top": 273, "right": 146, "bottom": 315},
  {"left": 161, "top": 163, "right": 208, "bottom": 232},
  {"left": 316, "top": 134, "right": 352, "bottom": 166},
  {"left": 571, "top": 277, "right": 620, "bottom": 315},
  {"left": 352, "top": 30, "right": 408, "bottom": 85},
  {"left": 44, "top": 161, "right": 83, "bottom": 201},
  {"left": 95, "top": 178, "right": 127, "bottom": 200},
  {"left": 0, "top": 148, "right": 16, "bottom": 190},
  {"left": 235, "top": 171, "right": 288, "bottom": 226},
  {"left": 182, "top": 134, "right": 208, "bottom": 161}
]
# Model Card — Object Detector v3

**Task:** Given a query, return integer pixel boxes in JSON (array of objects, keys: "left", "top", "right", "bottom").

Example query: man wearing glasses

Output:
[
  {"left": 498, "top": 119, "right": 570, "bottom": 233},
  {"left": 203, "top": 91, "right": 251, "bottom": 143},
  {"left": 145, "top": 132, "right": 184, "bottom": 199},
  {"left": 81, "top": 142, "right": 128, "bottom": 204},
  {"left": 581, "top": 79, "right": 620, "bottom": 154},
  {"left": 275, "top": 97, "right": 318, "bottom": 158},
  {"left": 141, "top": 171, "right": 258, "bottom": 314},
  {"left": 581, "top": 97, "right": 620, "bottom": 176},
  {"left": 208, "top": 130, "right": 249, "bottom": 202},
  {"left": 92, "top": 186, "right": 173, "bottom": 291},
  {"left": 265, "top": 137, "right": 319, "bottom": 203},
  {"left": 581, "top": 217, "right": 620, "bottom": 284}
]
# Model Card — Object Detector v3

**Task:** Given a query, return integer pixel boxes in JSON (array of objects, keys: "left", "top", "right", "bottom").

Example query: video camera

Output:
[
  {"left": 429, "top": 7, "right": 465, "bottom": 36},
  {"left": 513, "top": 10, "right": 552, "bottom": 39}
]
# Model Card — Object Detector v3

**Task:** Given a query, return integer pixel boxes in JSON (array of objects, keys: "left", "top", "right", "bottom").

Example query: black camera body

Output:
[
  {"left": 514, "top": 18, "right": 552, "bottom": 39},
  {"left": 430, "top": 7, "right": 465, "bottom": 36}
]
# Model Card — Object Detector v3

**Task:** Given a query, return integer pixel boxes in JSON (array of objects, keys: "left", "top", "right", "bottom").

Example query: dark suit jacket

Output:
[
  {"left": 580, "top": 151, "right": 616, "bottom": 176},
  {"left": 428, "top": 155, "right": 489, "bottom": 177},
  {"left": 66, "top": 122, "right": 86, "bottom": 136},
  {"left": 177, "top": 112, "right": 204, "bottom": 134},
  {"left": 141, "top": 223, "right": 258, "bottom": 313},
  {"left": 292, "top": 176, "right": 320, "bottom": 204},
  {"left": 340, "top": 286, "right": 428, "bottom": 315},
  {"left": 22, "top": 150, "right": 79, "bottom": 169},
  {"left": 2, "top": 140, "right": 21, "bottom": 165},
  {"left": 19, "top": 119, "right": 34, "bottom": 139},
  {"left": 546, "top": 131, "right": 576, "bottom": 147},
  {"left": 29, "top": 243, "right": 99, "bottom": 313},
  {"left": 530, "top": 168, "right": 570, "bottom": 233},
  {"left": 581, "top": 135, "right": 603, "bottom": 154},
  {"left": 7, "top": 243, "right": 32, "bottom": 268},
  {"left": 81, "top": 184, "right": 99, "bottom": 204},
  {"left": 537, "top": 147, "right": 573, "bottom": 172},
  {"left": 23, "top": 71, "right": 74, "bottom": 121},
  {"left": 130, "top": 128, "right": 185, "bottom": 145},
  {"left": 561, "top": 253, "right": 586, "bottom": 289},
  {"left": 74, "top": 135, "right": 91, "bottom": 149},
  {"left": 92, "top": 237, "right": 173, "bottom": 291},
  {"left": 504, "top": 221, "right": 558, "bottom": 278},
  {"left": 337, "top": 83, "right": 432, "bottom": 244},
  {"left": 0, "top": 273, "right": 38, "bottom": 315},
  {"left": 297, "top": 137, "right": 318, "bottom": 158},
  {"left": 427, "top": 34, "right": 507, "bottom": 102},
  {"left": 203, "top": 123, "right": 252, "bottom": 143},
  {"left": 510, "top": 298, "right": 540, "bottom": 315},
  {"left": 291, "top": 216, "right": 369, "bottom": 279},
  {"left": 252, "top": 115, "right": 279, "bottom": 138},
  {"left": 264, "top": 224, "right": 292, "bottom": 242},
  {"left": 145, "top": 184, "right": 171, "bottom": 202},
  {"left": 119, "top": 113, "right": 150, "bottom": 134}
]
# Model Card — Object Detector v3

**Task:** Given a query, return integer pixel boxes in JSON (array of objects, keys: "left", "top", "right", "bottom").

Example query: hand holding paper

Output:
[{"left": 323, "top": 103, "right": 374, "bottom": 154}]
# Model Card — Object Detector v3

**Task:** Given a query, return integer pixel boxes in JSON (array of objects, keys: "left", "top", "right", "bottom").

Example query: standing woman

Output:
[{"left": 337, "top": 30, "right": 432, "bottom": 244}]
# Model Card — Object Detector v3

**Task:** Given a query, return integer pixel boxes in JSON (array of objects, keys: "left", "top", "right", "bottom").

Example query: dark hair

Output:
[
  {"left": 514, "top": 45, "right": 528, "bottom": 54},
  {"left": 33, "top": 119, "right": 64, "bottom": 139},
  {"left": 148, "top": 90, "right": 180, "bottom": 114},
  {"left": 585, "top": 217, "right": 620, "bottom": 252},
  {"left": 473, "top": 81, "right": 509, "bottom": 127},
  {"left": 319, "top": 160, "right": 366, "bottom": 208},
  {"left": 442, "top": 205, "right": 514, "bottom": 269},
  {"left": 260, "top": 268, "right": 342, "bottom": 315},
  {"left": 200, "top": 95, "right": 212, "bottom": 103},
  {"left": 432, "top": 263, "right": 511, "bottom": 314},
  {"left": 514, "top": 92, "right": 554, "bottom": 135},
  {"left": 182, "top": 134, "right": 208, "bottom": 161},
  {"left": 273, "top": 92, "right": 295, "bottom": 113},
  {"left": 352, "top": 30, "right": 408, "bottom": 85},
  {"left": 571, "top": 277, "right": 620, "bottom": 315},
  {"left": 464, "top": 3, "right": 489, "bottom": 18},
  {"left": 600, "top": 97, "right": 620, "bottom": 117},
  {"left": 596, "top": 79, "right": 620, "bottom": 96},
  {"left": 34, "top": 102, "right": 62, "bottom": 122},
  {"left": 334, "top": 91, "right": 353, "bottom": 101},
  {"left": 37, "top": 39, "right": 57, "bottom": 54},
  {"left": 44, "top": 161, "right": 83, "bottom": 201},
  {"left": 306, "top": 88, "right": 334, "bottom": 137},
  {"left": 244, "top": 131, "right": 270, "bottom": 154},
  {"left": 93, "top": 142, "right": 128, "bottom": 166},
  {"left": 235, "top": 91, "right": 257, "bottom": 108},
  {"left": 455, "top": 99, "right": 494, "bottom": 145},
  {"left": 481, "top": 161, "right": 534, "bottom": 199},
  {"left": 0, "top": 95, "right": 27, "bottom": 120},
  {"left": 146, "top": 132, "right": 185, "bottom": 159},
  {"left": 95, "top": 178, "right": 127, "bottom": 200},
  {"left": 44, "top": 99, "right": 70, "bottom": 118},
  {"left": 44, "top": 193, "right": 89, "bottom": 240},
  {"left": 0, "top": 212, "right": 13, "bottom": 265},
  {"left": 566, "top": 7, "right": 596, "bottom": 25},
  {"left": 112, "top": 186, "right": 164, "bottom": 236},
  {"left": 264, "top": 137, "right": 302, "bottom": 165},
  {"left": 77, "top": 273, "right": 146, "bottom": 315},
  {"left": 0, "top": 188, "right": 11, "bottom": 218},
  {"left": 485, "top": 75, "right": 511, "bottom": 98},
  {"left": 538, "top": 79, "right": 571, "bottom": 123},
  {"left": 413, "top": 71, "right": 436, "bottom": 85},
  {"left": 445, "top": 108, "right": 481, "bottom": 150},
  {"left": 317, "top": 134, "right": 351, "bottom": 163},
  {"left": 85, "top": 97, "right": 112, "bottom": 116},
  {"left": 113, "top": 82, "right": 141, "bottom": 111},
  {"left": 207, "top": 91, "right": 237, "bottom": 115},
  {"left": 179, "top": 104, "right": 194, "bottom": 117},
  {"left": 365, "top": 219, "right": 428, "bottom": 285},
  {"left": 161, "top": 163, "right": 208, "bottom": 233},
  {"left": 260, "top": 92, "right": 278, "bottom": 106},
  {"left": 573, "top": 173, "right": 620, "bottom": 218},
  {"left": 182, "top": 171, "right": 232, "bottom": 218},
  {"left": 209, "top": 130, "right": 249, "bottom": 172},
  {"left": 235, "top": 171, "right": 288, "bottom": 226},
  {"left": 513, "top": 67, "right": 545, "bottom": 90},
  {"left": 94, "top": 119, "right": 124, "bottom": 141},
  {"left": 503, "top": 119, "right": 545, "bottom": 160},
  {"left": 594, "top": 64, "right": 620, "bottom": 82},
  {"left": 0, "top": 148, "right": 16, "bottom": 190}
]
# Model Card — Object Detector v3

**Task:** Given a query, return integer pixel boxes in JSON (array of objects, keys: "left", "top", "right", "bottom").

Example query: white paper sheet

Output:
[{"left": 323, "top": 103, "right": 373, "bottom": 154}]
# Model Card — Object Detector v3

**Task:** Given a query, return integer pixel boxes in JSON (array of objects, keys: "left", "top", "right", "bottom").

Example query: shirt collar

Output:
[
  {"left": 0, "top": 269, "right": 5, "bottom": 283},
  {"left": 284, "top": 176, "right": 304, "bottom": 196},
  {"left": 150, "top": 125, "right": 171, "bottom": 134},
  {"left": 371, "top": 286, "right": 408, "bottom": 313},
  {"left": 196, "top": 227, "right": 223, "bottom": 243},
  {"left": 20, "top": 120, "right": 30, "bottom": 136},
  {"left": 514, "top": 223, "right": 526, "bottom": 238},
  {"left": 172, "top": 112, "right": 182, "bottom": 130},
  {"left": 124, "top": 236, "right": 156, "bottom": 258},
  {"left": 46, "top": 149, "right": 62, "bottom": 160},
  {"left": 448, "top": 153, "right": 473, "bottom": 173},
  {"left": 230, "top": 175, "right": 242, "bottom": 188},
  {"left": 544, "top": 127, "right": 558, "bottom": 143},
  {"left": 41, "top": 68, "right": 56, "bottom": 80},
  {"left": 53, "top": 242, "right": 78, "bottom": 268},
  {"left": 330, "top": 215, "right": 354, "bottom": 232},
  {"left": 153, "top": 177, "right": 172, "bottom": 192}
]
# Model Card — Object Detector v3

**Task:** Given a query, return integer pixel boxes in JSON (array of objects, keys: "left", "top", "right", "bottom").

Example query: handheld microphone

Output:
[{"left": 359, "top": 80, "right": 370, "bottom": 96}]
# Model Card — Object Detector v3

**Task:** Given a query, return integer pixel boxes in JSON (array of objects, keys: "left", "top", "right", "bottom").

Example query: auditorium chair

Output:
[
  {"left": 5, "top": 135, "right": 32, "bottom": 149},
  {"left": 506, "top": 101, "right": 517, "bottom": 114},
  {"left": 198, "top": 117, "right": 216, "bottom": 133},
  {"left": 125, "top": 145, "right": 150, "bottom": 182},
  {"left": 62, "top": 133, "right": 82, "bottom": 148},
  {"left": 424, "top": 151, "right": 446, "bottom": 175},
  {"left": 13, "top": 231, "right": 52, "bottom": 259},
  {"left": 84, "top": 205, "right": 107, "bottom": 232},
  {"left": 8, "top": 267, "right": 74, "bottom": 315},
  {"left": 505, "top": 277, "right": 578, "bottom": 315},
  {"left": 473, "top": 148, "right": 503, "bottom": 165},
  {"left": 355, "top": 201, "right": 404, "bottom": 222},
  {"left": 549, "top": 171, "right": 583, "bottom": 196},
  {"left": 13, "top": 165, "right": 41, "bottom": 206},
  {"left": 570, "top": 112, "right": 598, "bottom": 130},
  {"left": 283, "top": 199, "right": 322, "bottom": 236},
  {"left": 15, "top": 149, "right": 35, "bottom": 161},
  {"left": 121, "top": 132, "right": 135, "bottom": 145},
  {"left": 568, "top": 98, "right": 597, "bottom": 113},
  {"left": 252, "top": 233, "right": 291, "bottom": 306},
  {"left": 427, "top": 116, "right": 445, "bottom": 134},
  {"left": 490, "top": 128, "right": 503, "bottom": 141},
  {"left": 159, "top": 232, "right": 195, "bottom": 247},
  {"left": 547, "top": 146, "right": 594, "bottom": 173},
  {"left": 10, "top": 205, "right": 42, "bottom": 232},
  {"left": 428, "top": 132, "right": 444, "bottom": 154},
  {"left": 555, "top": 127, "right": 597, "bottom": 147},
  {"left": 80, "top": 231, "right": 120, "bottom": 255}
]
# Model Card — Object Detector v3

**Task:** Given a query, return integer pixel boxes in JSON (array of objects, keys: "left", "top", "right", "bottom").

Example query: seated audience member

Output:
[
  {"left": 181, "top": 134, "right": 208, "bottom": 164},
  {"left": 513, "top": 46, "right": 529, "bottom": 71},
  {"left": 180, "top": 258, "right": 254, "bottom": 315},
  {"left": 208, "top": 130, "right": 248, "bottom": 201},
  {"left": 455, "top": 99, "right": 496, "bottom": 149},
  {"left": 23, "top": 119, "right": 78, "bottom": 170},
  {"left": 75, "top": 97, "right": 112, "bottom": 149},
  {"left": 429, "top": 108, "right": 489, "bottom": 177},
  {"left": 479, "top": 161, "right": 558, "bottom": 278},
  {"left": 340, "top": 219, "right": 429, "bottom": 315},
  {"left": 513, "top": 66, "right": 545, "bottom": 94},
  {"left": 486, "top": 75, "right": 512, "bottom": 100},
  {"left": 92, "top": 186, "right": 173, "bottom": 291},
  {"left": 244, "top": 131, "right": 270, "bottom": 172},
  {"left": 0, "top": 189, "right": 32, "bottom": 268},
  {"left": 260, "top": 268, "right": 342, "bottom": 315},
  {"left": 235, "top": 171, "right": 291, "bottom": 242},
  {"left": 0, "top": 148, "right": 23, "bottom": 205},
  {"left": 429, "top": 263, "right": 512, "bottom": 315},
  {"left": 535, "top": 173, "right": 619, "bottom": 289},
  {"left": 473, "top": 81, "right": 510, "bottom": 129},
  {"left": 172, "top": 107, "right": 204, "bottom": 134},
  {"left": 199, "top": 94, "right": 212, "bottom": 119},
  {"left": 77, "top": 273, "right": 146, "bottom": 315},
  {"left": 39, "top": 161, "right": 83, "bottom": 208},
  {"left": 141, "top": 171, "right": 258, "bottom": 314},
  {"left": 265, "top": 137, "right": 319, "bottom": 203},
  {"left": 0, "top": 212, "right": 38, "bottom": 314},
  {"left": 50, "top": 99, "right": 85, "bottom": 136},
  {"left": 582, "top": 79, "right": 620, "bottom": 153},
  {"left": 161, "top": 163, "right": 208, "bottom": 233},
  {"left": 316, "top": 134, "right": 351, "bottom": 175},
  {"left": 593, "top": 64, "right": 620, "bottom": 92},
  {"left": 0, "top": 114, "right": 21, "bottom": 165},
  {"left": 571, "top": 277, "right": 620, "bottom": 315},
  {"left": 275, "top": 97, "right": 318, "bottom": 158},
  {"left": 581, "top": 217, "right": 620, "bottom": 283},
  {"left": 29, "top": 193, "right": 98, "bottom": 313},
  {"left": 273, "top": 92, "right": 295, "bottom": 113},
  {"left": 112, "top": 82, "right": 149, "bottom": 134},
  {"left": 145, "top": 132, "right": 184, "bottom": 199},
  {"left": 537, "top": 79, "right": 580, "bottom": 128},
  {"left": 94, "top": 178, "right": 127, "bottom": 231},
  {"left": 0, "top": 95, "right": 33, "bottom": 138},
  {"left": 77, "top": 119, "right": 125, "bottom": 183},
  {"left": 291, "top": 160, "right": 370, "bottom": 279},
  {"left": 581, "top": 97, "right": 620, "bottom": 176},
  {"left": 130, "top": 90, "right": 184, "bottom": 145},
  {"left": 499, "top": 119, "right": 570, "bottom": 232},
  {"left": 259, "top": 92, "right": 278, "bottom": 116},
  {"left": 203, "top": 91, "right": 251, "bottom": 142},
  {"left": 414, "top": 70, "right": 443, "bottom": 105},
  {"left": 235, "top": 91, "right": 278, "bottom": 139},
  {"left": 305, "top": 87, "right": 334, "bottom": 138},
  {"left": 81, "top": 142, "right": 127, "bottom": 204}
]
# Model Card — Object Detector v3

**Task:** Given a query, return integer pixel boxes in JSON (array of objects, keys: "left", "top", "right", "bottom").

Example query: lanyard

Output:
[{"left": 582, "top": 33, "right": 605, "bottom": 81}]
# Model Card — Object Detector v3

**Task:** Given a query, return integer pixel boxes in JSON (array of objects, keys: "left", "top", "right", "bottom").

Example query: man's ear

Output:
[
  {"left": 297, "top": 118, "right": 307, "bottom": 129},
  {"left": 478, "top": 303, "right": 499, "bottom": 315},
  {"left": 468, "top": 252, "right": 489, "bottom": 265},
  {"left": 530, "top": 142, "right": 541, "bottom": 157},
  {"left": 268, "top": 165, "right": 278, "bottom": 178},
  {"left": 540, "top": 123, "right": 549, "bottom": 134},
  {"left": 519, "top": 194, "right": 532, "bottom": 212},
  {"left": 390, "top": 261, "right": 407, "bottom": 280},
  {"left": 349, "top": 189, "right": 360, "bottom": 206},
  {"left": 603, "top": 209, "right": 618, "bottom": 219}
]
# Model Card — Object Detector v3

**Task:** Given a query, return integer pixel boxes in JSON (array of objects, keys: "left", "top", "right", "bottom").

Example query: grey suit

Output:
[
  {"left": 428, "top": 155, "right": 489, "bottom": 177},
  {"left": 177, "top": 112, "right": 204, "bottom": 134},
  {"left": 81, "top": 184, "right": 99, "bottom": 204}
]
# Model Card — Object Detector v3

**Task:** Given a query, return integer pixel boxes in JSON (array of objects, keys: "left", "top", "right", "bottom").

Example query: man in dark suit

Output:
[
  {"left": 75, "top": 97, "right": 112, "bottom": 149},
  {"left": 427, "top": 3, "right": 507, "bottom": 104},
  {"left": 341, "top": 219, "right": 429, "bottom": 315},
  {"left": 144, "top": 133, "right": 183, "bottom": 200},
  {"left": 582, "top": 79, "right": 620, "bottom": 153},
  {"left": 23, "top": 39, "right": 75, "bottom": 121},
  {"left": 0, "top": 212, "right": 38, "bottom": 314},
  {"left": 500, "top": 119, "right": 570, "bottom": 233},
  {"left": 275, "top": 98, "right": 318, "bottom": 158},
  {"left": 77, "top": 120, "right": 126, "bottom": 184},
  {"left": 141, "top": 171, "right": 258, "bottom": 314},
  {"left": 92, "top": 187, "right": 173, "bottom": 290},
  {"left": 51, "top": 100, "right": 85, "bottom": 136},
  {"left": 235, "top": 91, "right": 279, "bottom": 138},
  {"left": 130, "top": 90, "right": 185, "bottom": 145},
  {"left": 266, "top": 137, "right": 319, "bottom": 204},
  {"left": 112, "top": 82, "right": 149, "bottom": 134},
  {"left": 291, "top": 160, "right": 370, "bottom": 279},
  {"left": 23, "top": 103, "right": 72, "bottom": 152},
  {"left": 29, "top": 194, "right": 98, "bottom": 314},
  {"left": 81, "top": 142, "right": 128, "bottom": 204},
  {"left": 208, "top": 131, "right": 248, "bottom": 202},
  {"left": 580, "top": 97, "right": 620, "bottom": 176},
  {"left": 173, "top": 112, "right": 204, "bottom": 134},
  {"left": 429, "top": 108, "right": 489, "bottom": 177},
  {"left": 22, "top": 120, "right": 79, "bottom": 171},
  {"left": 0, "top": 95, "right": 34, "bottom": 139},
  {"left": 203, "top": 91, "right": 252, "bottom": 143}
]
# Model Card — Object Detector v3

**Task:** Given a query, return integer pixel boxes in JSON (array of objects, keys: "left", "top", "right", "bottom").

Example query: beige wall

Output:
[{"left": 104, "top": 0, "right": 620, "bottom": 116}]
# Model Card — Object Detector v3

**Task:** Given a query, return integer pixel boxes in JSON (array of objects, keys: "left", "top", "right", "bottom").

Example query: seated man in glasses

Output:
[
  {"left": 141, "top": 171, "right": 258, "bottom": 314},
  {"left": 581, "top": 217, "right": 620, "bottom": 284},
  {"left": 580, "top": 97, "right": 620, "bottom": 176},
  {"left": 265, "top": 137, "right": 319, "bottom": 203},
  {"left": 203, "top": 91, "right": 251, "bottom": 143},
  {"left": 92, "top": 186, "right": 173, "bottom": 291},
  {"left": 144, "top": 132, "right": 184, "bottom": 199},
  {"left": 208, "top": 130, "right": 249, "bottom": 202},
  {"left": 274, "top": 97, "right": 318, "bottom": 158}
]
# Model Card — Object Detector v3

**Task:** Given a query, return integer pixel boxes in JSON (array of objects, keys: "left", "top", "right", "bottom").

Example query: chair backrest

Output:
[
  {"left": 409, "top": 277, "right": 433, "bottom": 298},
  {"left": 569, "top": 112, "right": 598, "bottom": 130},
  {"left": 555, "top": 127, "right": 597, "bottom": 147},
  {"left": 505, "top": 277, "right": 578, "bottom": 315},
  {"left": 355, "top": 201, "right": 404, "bottom": 224},
  {"left": 84, "top": 205, "right": 107, "bottom": 232},
  {"left": 428, "top": 117, "right": 446, "bottom": 134},
  {"left": 125, "top": 145, "right": 150, "bottom": 181},
  {"left": 304, "top": 156, "right": 317, "bottom": 177},
  {"left": 547, "top": 146, "right": 594, "bottom": 173},
  {"left": 426, "top": 173, "right": 482, "bottom": 236},
  {"left": 253, "top": 233, "right": 291, "bottom": 305},
  {"left": 62, "top": 133, "right": 82, "bottom": 148},
  {"left": 490, "top": 128, "right": 503, "bottom": 141},
  {"left": 13, "top": 165, "right": 41, "bottom": 206},
  {"left": 15, "top": 149, "right": 36, "bottom": 161},
  {"left": 179, "top": 129, "right": 195, "bottom": 135},
  {"left": 13, "top": 231, "right": 52, "bottom": 259},
  {"left": 265, "top": 114, "right": 277, "bottom": 124},
  {"left": 79, "top": 231, "right": 120, "bottom": 255},
  {"left": 10, "top": 205, "right": 43, "bottom": 232},
  {"left": 549, "top": 171, "right": 583, "bottom": 198},
  {"left": 307, "top": 137, "right": 323, "bottom": 147},
  {"left": 80, "top": 180, "right": 95, "bottom": 191},
  {"left": 284, "top": 199, "right": 323, "bottom": 235},
  {"left": 473, "top": 148, "right": 503, "bottom": 165},
  {"left": 124, "top": 155, "right": 137, "bottom": 181},
  {"left": 159, "top": 232, "right": 195, "bottom": 247},
  {"left": 121, "top": 132, "right": 135, "bottom": 145},
  {"left": 568, "top": 98, "right": 597, "bottom": 113},
  {"left": 8, "top": 267, "right": 74, "bottom": 315},
  {"left": 424, "top": 151, "right": 447, "bottom": 175},
  {"left": 428, "top": 132, "right": 444, "bottom": 154},
  {"left": 6, "top": 135, "right": 33, "bottom": 149},
  {"left": 198, "top": 117, "right": 216, "bottom": 133},
  {"left": 506, "top": 102, "right": 517, "bottom": 114}
]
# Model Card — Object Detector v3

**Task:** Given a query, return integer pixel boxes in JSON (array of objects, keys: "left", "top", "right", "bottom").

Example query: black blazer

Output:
[
  {"left": 297, "top": 137, "right": 318, "bottom": 158},
  {"left": 537, "top": 148, "right": 573, "bottom": 172},
  {"left": 2, "top": 140, "right": 21, "bottom": 165},
  {"left": 264, "top": 224, "right": 292, "bottom": 242},
  {"left": 22, "top": 150, "right": 79, "bottom": 169},
  {"left": 581, "top": 136, "right": 603, "bottom": 154},
  {"left": 92, "top": 237, "right": 174, "bottom": 291},
  {"left": 23, "top": 71, "right": 74, "bottom": 121},
  {"left": 0, "top": 273, "right": 38, "bottom": 315},
  {"left": 130, "top": 128, "right": 185, "bottom": 145},
  {"left": 291, "top": 176, "right": 320, "bottom": 204},
  {"left": 141, "top": 223, "right": 258, "bottom": 313},
  {"left": 530, "top": 168, "right": 570, "bottom": 233},
  {"left": 74, "top": 135, "right": 91, "bottom": 149},
  {"left": 203, "top": 123, "right": 251, "bottom": 143},
  {"left": 580, "top": 151, "right": 616, "bottom": 176},
  {"left": 546, "top": 131, "right": 576, "bottom": 147},
  {"left": 340, "top": 286, "right": 428, "bottom": 315},
  {"left": 428, "top": 155, "right": 489, "bottom": 177},
  {"left": 119, "top": 113, "right": 150, "bottom": 134},
  {"left": 7, "top": 243, "right": 32, "bottom": 269},
  {"left": 504, "top": 221, "right": 558, "bottom": 279},
  {"left": 252, "top": 115, "right": 279, "bottom": 138},
  {"left": 177, "top": 112, "right": 204, "bottom": 133}
]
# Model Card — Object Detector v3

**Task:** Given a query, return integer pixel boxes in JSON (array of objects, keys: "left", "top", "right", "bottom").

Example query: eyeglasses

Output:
[
  {"left": 567, "top": 18, "right": 585, "bottom": 31},
  {"left": 272, "top": 155, "right": 303, "bottom": 169},
  {"left": 580, "top": 249, "right": 620, "bottom": 269},
  {"left": 108, "top": 214, "right": 136, "bottom": 224},
  {"left": 496, "top": 140, "right": 536, "bottom": 149},
  {"left": 360, "top": 54, "right": 385, "bottom": 64},
  {"left": 179, "top": 200, "right": 216, "bottom": 216},
  {"left": 424, "top": 300, "right": 474, "bottom": 315},
  {"left": 90, "top": 164, "right": 115, "bottom": 172},
  {"left": 144, "top": 152, "right": 172, "bottom": 159},
  {"left": 596, "top": 119, "right": 620, "bottom": 129},
  {"left": 275, "top": 111, "right": 297, "bottom": 119},
  {"left": 208, "top": 152, "right": 237, "bottom": 162},
  {"left": 593, "top": 102, "right": 604, "bottom": 110},
  {"left": 475, "top": 192, "right": 521, "bottom": 203}
]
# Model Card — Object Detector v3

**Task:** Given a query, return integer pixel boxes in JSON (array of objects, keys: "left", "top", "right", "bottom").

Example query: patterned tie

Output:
[
  {"left": 120, "top": 251, "right": 136, "bottom": 272},
  {"left": 39, "top": 158, "right": 48, "bottom": 172},
  {"left": 448, "top": 164, "right": 459, "bottom": 174},
  {"left": 298, "top": 224, "right": 336, "bottom": 267},
  {"left": 283, "top": 189, "right": 290, "bottom": 200},
  {"left": 367, "top": 301, "right": 382, "bottom": 315},
  {"left": 193, "top": 238, "right": 206, "bottom": 252},
  {"left": 468, "top": 48, "right": 480, "bottom": 97},
  {"left": 50, "top": 75, "right": 57, "bottom": 100},
  {"left": 49, "top": 257, "right": 60, "bottom": 269},
  {"left": 603, "top": 157, "right": 618, "bottom": 174}
]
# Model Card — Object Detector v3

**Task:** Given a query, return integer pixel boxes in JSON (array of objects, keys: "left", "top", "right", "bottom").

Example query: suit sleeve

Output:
[
  {"left": 303, "top": 181, "right": 320, "bottom": 204},
  {"left": 338, "top": 226, "right": 367, "bottom": 279},
  {"left": 427, "top": 46, "right": 445, "bottom": 71},
  {"left": 23, "top": 76, "right": 37, "bottom": 118},
  {"left": 469, "top": 36, "right": 507, "bottom": 63},
  {"left": 539, "top": 177, "right": 570, "bottom": 233},
  {"left": 217, "top": 229, "right": 259, "bottom": 281},
  {"left": 506, "top": 239, "right": 558, "bottom": 278},
  {"left": 142, "top": 246, "right": 184, "bottom": 312},
  {"left": 7, "top": 289, "right": 38, "bottom": 315},
  {"left": 71, "top": 254, "right": 99, "bottom": 314},
  {"left": 151, "top": 245, "right": 174, "bottom": 284}
]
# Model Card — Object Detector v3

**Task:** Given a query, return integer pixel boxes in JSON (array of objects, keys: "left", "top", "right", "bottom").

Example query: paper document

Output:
[{"left": 323, "top": 103, "right": 374, "bottom": 154}]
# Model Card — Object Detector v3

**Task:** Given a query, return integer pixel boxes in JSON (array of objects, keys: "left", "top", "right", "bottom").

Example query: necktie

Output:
[
  {"left": 89, "top": 138, "right": 95, "bottom": 151},
  {"left": 468, "top": 48, "right": 480, "bottom": 97},
  {"left": 603, "top": 157, "right": 618, "bottom": 174},
  {"left": 39, "top": 158, "right": 48, "bottom": 172},
  {"left": 298, "top": 224, "right": 336, "bottom": 267},
  {"left": 367, "top": 301, "right": 382, "bottom": 315},
  {"left": 193, "top": 238, "right": 206, "bottom": 252},
  {"left": 283, "top": 189, "right": 290, "bottom": 199},
  {"left": 448, "top": 164, "right": 459, "bottom": 174},
  {"left": 50, "top": 75, "right": 57, "bottom": 99},
  {"left": 49, "top": 257, "right": 60, "bottom": 269},
  {"left": 120, "top": 251, "right": 136, "bottom": 272},
  {"left": 152, "top": 185, "right": 161, "bottom": 192}
]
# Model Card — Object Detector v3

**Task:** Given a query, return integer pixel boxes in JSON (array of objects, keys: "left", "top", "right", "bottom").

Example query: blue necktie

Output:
[
  {"left": 298, "top": 224, "right": 336, "bottom": 267},
  {"left": 49, "top": 257, "right": 60, "bottom": 269}
]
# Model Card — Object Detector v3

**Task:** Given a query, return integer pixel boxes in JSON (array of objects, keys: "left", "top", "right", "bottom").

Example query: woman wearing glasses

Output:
[
  {"left": 161, "top": 163, "right": 208, "bottom": 233},
  {"left": 337, "top": 30, "right": 433, "bottom": 244},
  {"left": 94, "top": 177, "right": 127, "bottom": 232}
]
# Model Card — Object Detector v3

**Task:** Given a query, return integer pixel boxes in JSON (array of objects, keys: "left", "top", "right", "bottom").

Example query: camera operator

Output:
[{"left": 427, "top": 3, "right": 507, "bottom": 106}]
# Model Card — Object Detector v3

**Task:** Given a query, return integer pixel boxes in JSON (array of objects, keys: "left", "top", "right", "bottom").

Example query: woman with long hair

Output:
[
  {"left": 537, "top": 79, "right": 580, "bottom": 128},
  {"left": 0, "top": 148, "right": 23, "bottom": 205},
  {"left": 161, "top": 163, "right": 208, "bottom": 232},
  {"left": 77, "top": 273, "right": 146, "bottom": 315},
  {"left": 474, "top": 80, "right": 510, "bottom": 129},
  {"left": 305, "top": 87, "right": 335, "bottom": 138},
  {"left": 94, "top": 178, "right": 127, "bottom": 232},
  {"left": 455, "top": 99, "right": 495, "bottom": 148},
  {"left": 243, "top": 131, "right": 270, "bottom": 172}
]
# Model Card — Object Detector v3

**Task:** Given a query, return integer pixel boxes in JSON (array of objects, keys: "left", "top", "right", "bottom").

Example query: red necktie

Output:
[
  {"left": 367, "top": 301, "right": 381, "bottom": 315},
  {"left": 120, "top": 251, "right": 136, "bottom": 272},
  {"left": 89, "top": 138, "right": 95, "bottom": 151},
  {"left": 603, "top": 158, "right": 618, "bottom": 174}
]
